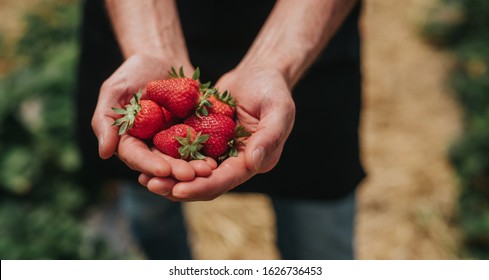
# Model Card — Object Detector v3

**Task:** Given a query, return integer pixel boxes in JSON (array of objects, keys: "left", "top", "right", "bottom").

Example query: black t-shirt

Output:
[{"left": 75, "top": 0, "right": 365, "bottom": 200}]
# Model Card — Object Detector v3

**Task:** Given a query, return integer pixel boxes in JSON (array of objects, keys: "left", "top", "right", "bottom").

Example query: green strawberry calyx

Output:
[
  {"left": 198, "top": 87, "right": 237, "bottom": 118},
  {"left": 195, "top": 87, "right": 215, "bottom": 117},
  {"left": 235, "top": 125, "right": 252, "bottom": 139},
  {"left": 168, "top": 65, "right": 201, "bottom": 80},
  {"left": 175, "top": 129, "right": 210, "bottom": 160},
  {"left": 218, "top": 125, "right": 253, "bottom": 162},
  {"left": 214, "top": 89, "right": 237, "bottom": 107},
  {"left": 111, "top": 89, "right": 143, "bottom": 135}
]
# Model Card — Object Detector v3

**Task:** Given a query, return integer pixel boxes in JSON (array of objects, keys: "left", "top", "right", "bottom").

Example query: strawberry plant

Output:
[
  {"left": 422, "top": 0, "right": 489, "bottom": 259},
  {"left": 0, "top": 0, "right": 122, "bottom": 259}
]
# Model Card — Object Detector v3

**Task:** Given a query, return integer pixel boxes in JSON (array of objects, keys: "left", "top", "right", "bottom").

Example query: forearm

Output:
[
  {"left": 239, "top": 0, "right": 358, "bottom": 88},
  {"left": 104, "top": 0, "right": 189, "bottom": 64}
]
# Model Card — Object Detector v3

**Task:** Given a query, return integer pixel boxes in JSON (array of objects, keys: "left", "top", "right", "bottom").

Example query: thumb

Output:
[
  {"left": 91, "top": 103, "right": 120, "bottom": 159},
  {"left": 243, "top": 116, "right": 291, "bottom": 174}
]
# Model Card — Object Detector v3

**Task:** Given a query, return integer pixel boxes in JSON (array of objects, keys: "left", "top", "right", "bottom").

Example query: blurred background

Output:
[{"left": 1, "top": 0, "right": 488, "bottom": 260}]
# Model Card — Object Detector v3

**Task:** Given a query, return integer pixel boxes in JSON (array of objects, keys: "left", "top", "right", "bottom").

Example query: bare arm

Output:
[
  {"left": 104, "top": 0, "right": 190, "bottom": 65},
  {"left": 227, "top": 0, "right": 359, "bottom": 172},
  {"left": 240, "top": 0, "right": 358, "bottom": 88}
]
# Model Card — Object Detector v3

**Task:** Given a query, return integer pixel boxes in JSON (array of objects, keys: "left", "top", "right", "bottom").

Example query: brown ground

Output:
[{"left": 1, "top": 0, "right": 464, "bottom": 259}]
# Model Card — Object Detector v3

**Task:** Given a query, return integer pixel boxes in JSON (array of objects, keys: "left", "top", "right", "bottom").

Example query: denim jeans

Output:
[
  {"left": 118, "top": 182, "right": 356, "bottom": 260},
  {"left": 118, "top": 182, "right": 192, "bottom": 260},
  {"left": 270, "top": 193, "right": 356, "bottom": 260}
]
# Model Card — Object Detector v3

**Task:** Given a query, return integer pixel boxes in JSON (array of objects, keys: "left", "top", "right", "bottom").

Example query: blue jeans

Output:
[
  {"left": 271, "top": 194, "right": 356, "bottom": 260},
  {"left": 118, "top": 182, "right": 356, "bottom": 260}
]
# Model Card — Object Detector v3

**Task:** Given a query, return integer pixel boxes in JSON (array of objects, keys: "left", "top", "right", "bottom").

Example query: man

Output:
[{"left": 77, "top": 0, "right": 365, "bottom": 259}]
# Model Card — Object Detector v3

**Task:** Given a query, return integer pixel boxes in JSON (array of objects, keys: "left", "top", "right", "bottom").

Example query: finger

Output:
[
  {"left": 244, "top": 111, "right": 293, "bottom": 174},
  {"left": 188, "top": 157, "right": 218, "bottom": 177},
  {"left": 117, "top": 135, "right": 172, "bottom": 177},
  {"left": 146, "top": 176, "right": 178, "bottom": 197},
  {"left": 203, "top": 157, "right": 218, "bottom": 170},
  {"left": 150, "top": 148, "right": 197, "bottom": 181},
  {"left": 91, "top": 73, "right": 133, "bottom": 159},
  {"left": 171, "top": 153, "right": 254, "bottom": 201},
  {"left": 138, "top": 173, "right": 152, "bottom": 187},
  {"left": 143, "top": 155, "right": 220, "bottom": 200},
  {"left": 92, "top": 102, "right": 121, "bottom": 159},
  {"left": 188, "top": 160, "right": 213, "bottom": 177},
  {"left": 167, "top": 158, "right": 195, "bottom": 181}
]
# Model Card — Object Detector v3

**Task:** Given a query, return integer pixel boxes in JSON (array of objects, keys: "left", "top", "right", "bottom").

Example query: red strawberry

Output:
[
  {"left": 112, "top": 90, "right": 167, "bottom": 140},
  {"left": 161, "top": 106, "right": 181, "bottom": 127},
  {"left": 205, "top": 89, "right": 236, "bottom": 118},
  {"left": 146, "top": 66, "right": 210, "bottom": 119},
  {"left": 153, "top": 123, "right": 209, "bottom": 160},
  {"left": 184, "top": 114, "right": 251, "bottom": 161}
]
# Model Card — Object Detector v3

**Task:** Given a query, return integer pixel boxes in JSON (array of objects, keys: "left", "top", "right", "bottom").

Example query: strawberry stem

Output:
[
  {"left": 111, "top": 89, "right": 143, "bottom": 135},
  {"left": 176, "top": 129, "right": 209, "bottom": 160}
]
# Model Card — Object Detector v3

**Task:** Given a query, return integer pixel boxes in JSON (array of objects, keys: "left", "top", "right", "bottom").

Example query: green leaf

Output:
[
  {"left": 192, "top": 67, "right": 200, "bottom": 80},
  {"left": 179, "top": 66, "right": 185, "bottom": 78}
]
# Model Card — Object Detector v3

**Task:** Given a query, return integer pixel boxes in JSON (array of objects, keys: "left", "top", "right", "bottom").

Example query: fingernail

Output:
[
  {"left": 161, "top": 189, "right": 170, "bottom": 196},
  {"left": 98, "top": 135, "right": 104, "bottom": 150},
  {"left": 98, "top": 135, "right": 104, "bottom": 157},
  {"left": 253, "top": 147, "right": 264, "bottom": 171},
  {"left": 172, "top": 187, "right": 185, "bottom": 198}
]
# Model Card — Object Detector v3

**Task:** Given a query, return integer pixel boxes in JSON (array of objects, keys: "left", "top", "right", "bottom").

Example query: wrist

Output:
[
  {"left": 105, "top": 0, "right": 190, "bottom": 69},
  {"left": 238, "top": 50, "right": 306, "bottom": 89},
  {"left": 125, "top": 49, "right": 191, "bottom": 72}
]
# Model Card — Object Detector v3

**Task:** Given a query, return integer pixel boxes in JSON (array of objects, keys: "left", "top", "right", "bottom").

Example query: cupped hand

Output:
[
  {"left": 91, "top": 53, "right": 214, "bottom": 180},
  {"left": 140, "top": 65, "right": 296, "bottom": 201}
]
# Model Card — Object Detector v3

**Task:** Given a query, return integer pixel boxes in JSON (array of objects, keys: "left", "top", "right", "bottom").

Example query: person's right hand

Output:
[{"left": 91, "top": 54, "right": 216, "bottom": 181}]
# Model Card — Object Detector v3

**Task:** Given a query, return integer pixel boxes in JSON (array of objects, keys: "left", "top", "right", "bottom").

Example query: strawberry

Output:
[
  {"left": 112, "top": 90, "right": 167, "bottom": 140},
  {"left": 146, "top": 66, "right": 210, "bottom": 119},
  {"left": 161, "top": 106, "right": 181, "bottom": 127},
  {"left": 205, "top": 89, "right": 236, "bottom": 118},
  {"left": 184, "top": 114, "right": 251, "bottom": 161},
  {"left": 152, "top": 123, "right": 209, "bottom": 160}
]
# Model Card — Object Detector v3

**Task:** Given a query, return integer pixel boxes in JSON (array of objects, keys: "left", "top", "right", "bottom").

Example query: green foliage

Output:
[
  {"left": 0, "top": 0, "right": 121, "bottom": 259},
  {"left": 16, "top": 1, "right": 80, "bottom": 65},
  {"left": 422, "top": 0, "right": 489, "bottom": 259}
]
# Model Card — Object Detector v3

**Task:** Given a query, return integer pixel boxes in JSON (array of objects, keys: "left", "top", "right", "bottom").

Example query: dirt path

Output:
[{"left": 355, "top": 0, "right": 462, "bottom": 259}]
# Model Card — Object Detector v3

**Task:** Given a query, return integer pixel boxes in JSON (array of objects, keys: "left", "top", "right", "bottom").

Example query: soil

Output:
[{"left": 0, "top": 0, "right": 464, "bottom": 260}]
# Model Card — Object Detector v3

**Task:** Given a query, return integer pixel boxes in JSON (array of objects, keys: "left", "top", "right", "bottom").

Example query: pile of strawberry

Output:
[{"left": 112, "top": 66, "right": 251, "bottom": 163}]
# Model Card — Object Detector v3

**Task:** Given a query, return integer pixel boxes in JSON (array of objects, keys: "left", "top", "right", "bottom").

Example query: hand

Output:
[
  {"left": 91, "top": 54, "right": 215, "bottom": 180},
  {"left": 139, "top": 65, "right": 296, "bottom": 201}
]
